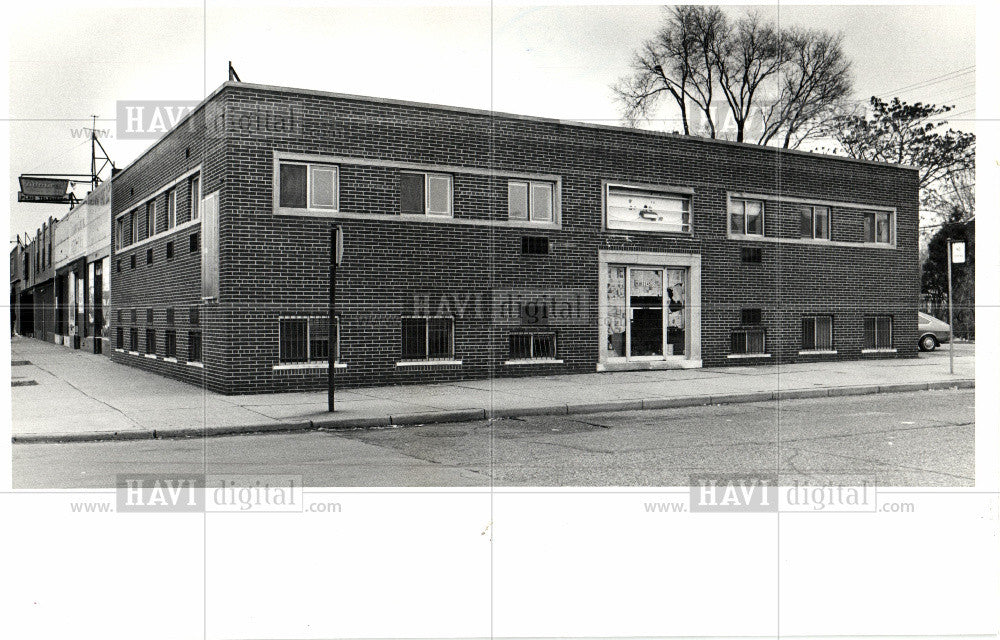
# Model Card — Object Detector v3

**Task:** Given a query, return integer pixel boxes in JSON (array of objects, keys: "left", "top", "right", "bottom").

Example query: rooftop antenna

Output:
[
  {"left": 228, "top": 61, "right": 242, "bottom": 82},
  {"left": 89, "top": 115, "right": 115, "bottom": 191}
]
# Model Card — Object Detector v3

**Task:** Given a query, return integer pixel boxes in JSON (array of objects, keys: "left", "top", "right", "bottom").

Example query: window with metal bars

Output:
[
  {"left": 129, "top": 328, "right": 138, "bottom": 351},
  {"left": 145, "top": 329, "right": 156, "bottom": 355},
  {"left": 863, "top": 315, "right": 892, "bottom": 349},
  {"left": 731, "top": 329, "right": 766, "bottom": 355},
  {"left": 165, "top": 329, "right": 177, "bottom": 358},
  {"left": 401, "top": 317, "right": 454, "bottom": 361},
  {"left": 188, "top": 331, "right": 202, "bottom": 363},
  {"left": 509, "top": 332, "right": 557, "bottom": 360},
  {"left": 278, "top": 316, "right": 337, "bottom": 364},
  {"left": 802, "top": 315, "right": 834, "bottom": 351}
]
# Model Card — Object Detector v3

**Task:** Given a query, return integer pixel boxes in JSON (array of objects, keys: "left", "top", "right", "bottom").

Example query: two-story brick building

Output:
[{"left": 108, "top": 81, "right": 919, "bottom": 394}]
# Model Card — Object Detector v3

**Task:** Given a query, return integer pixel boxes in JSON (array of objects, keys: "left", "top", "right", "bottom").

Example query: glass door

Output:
[
  {"left": 628, "top": 268, "right": 663, "bottom": 358},
  {"left": 605, "top": 265, "right": 688, "bottom": 362}
]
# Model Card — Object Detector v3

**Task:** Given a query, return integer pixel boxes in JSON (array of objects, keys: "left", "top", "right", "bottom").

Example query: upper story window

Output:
[
  {"left": 864, "top": 210, "right": 893, "bottom": 244},
  {"left": 730, "top": 198, "right": 764, "bottom": 237},
  {"left": 189, "top": 176, "right": 200, "bottom": 220},
  {"left": 401, "top": 172, "right": 452, "bottom": 217},
  {"left": 606, "top": 185, "right": 690, "bottom": 233},
  {"left": 279, "top": 162, "right": 339, "bottom": 211},
  {"left": 146, "top": 201, "right": 156, "bottom": 238},
  {"left": 115, "top": 216, "right": 124, "bottom": 251},
  {"left": 800, "top": 205, "right": 830, "bottom": 240},
  {"left": 508, "top": 181, "right": 554, "bottom": 223},
  {"left": 130, "top": 210, "right": 139, "bottom": 245},
  {"left": 166, "top": 189, "right": 176, "bottom": 229}
]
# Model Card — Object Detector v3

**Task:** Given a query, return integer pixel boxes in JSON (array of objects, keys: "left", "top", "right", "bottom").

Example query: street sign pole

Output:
[
  {"left": 328, "top": 226, "right": 338, "bottom": 412},
  {"left": 947, "top": 240, "right": 954, "bottom": 375}
]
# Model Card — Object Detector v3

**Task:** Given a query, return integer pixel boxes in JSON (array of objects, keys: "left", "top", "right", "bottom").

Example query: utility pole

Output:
[
  {"left": 328, "top": 225, "right": 343, "bottom": 412},
  {"left": 947, "top": 239, "right": 966, "bottom": 375},
  {"left": 90, "top": 115, "right": 98, "bottom": 191}
]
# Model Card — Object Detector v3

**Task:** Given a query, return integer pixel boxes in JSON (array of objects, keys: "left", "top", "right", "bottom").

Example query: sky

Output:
[{"left": 5, "top": 2, "right": 977, "bottom": 242}]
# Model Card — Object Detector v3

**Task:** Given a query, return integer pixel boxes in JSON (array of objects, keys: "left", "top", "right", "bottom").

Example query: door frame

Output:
[{"left": 597, "top": 250, "right": 702, "bottom": 370}]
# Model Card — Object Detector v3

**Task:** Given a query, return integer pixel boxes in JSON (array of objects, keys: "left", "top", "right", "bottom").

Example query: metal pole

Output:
[
  {"left": 948, "top": 240, "right": 954, "bottom": 375},
  {"left": 328, "top": 226, "right": 336, "bottom": 411}
]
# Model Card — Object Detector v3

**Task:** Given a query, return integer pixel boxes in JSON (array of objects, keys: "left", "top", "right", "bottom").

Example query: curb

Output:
[{"left": 13, "top": 379, "right": 975, "bottom": 444}]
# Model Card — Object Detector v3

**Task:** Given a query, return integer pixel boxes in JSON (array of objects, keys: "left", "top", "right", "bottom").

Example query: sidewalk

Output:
[{"left": 10, "top": 336, "right": 975, "bottom": 443}]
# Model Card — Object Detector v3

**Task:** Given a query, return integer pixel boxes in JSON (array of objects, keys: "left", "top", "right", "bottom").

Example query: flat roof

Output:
[{"left": 225, "top": 81, "right": 920, "bottom": 173}]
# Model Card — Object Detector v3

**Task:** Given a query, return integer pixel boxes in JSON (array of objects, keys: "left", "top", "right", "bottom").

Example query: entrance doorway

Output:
[{"left": 606, "top": 265, "right": 688, "bottom": 362}]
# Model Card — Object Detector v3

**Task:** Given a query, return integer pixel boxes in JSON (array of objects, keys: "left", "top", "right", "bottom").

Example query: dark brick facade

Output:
[{"left": 110, "top": 82, "right": 920, "bottom": 394}]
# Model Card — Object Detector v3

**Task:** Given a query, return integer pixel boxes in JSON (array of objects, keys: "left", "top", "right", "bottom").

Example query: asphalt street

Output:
[{"left": 13, "top": 388, "right": 974, "bottom": 488}]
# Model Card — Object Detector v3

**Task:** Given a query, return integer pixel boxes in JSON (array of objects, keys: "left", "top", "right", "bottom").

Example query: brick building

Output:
[{"left": 108, "top": 81, "right": 919, "bottom": 394}]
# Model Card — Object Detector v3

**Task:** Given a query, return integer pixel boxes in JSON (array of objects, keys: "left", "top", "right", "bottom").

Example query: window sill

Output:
[
  {"left": 114, "top": 348, "right": 125, "bottom": 353},
  {"left": 163, "top": 357, "right": 178, "bottom": 363},
  {"left": 115, "top": 218, "right": 201, "bottom": 253},
  {"left": 144, "top": 354, "right": 157, "bottom": 359},
  {"left": 861, "top": 348, "right": 897, "bottom": 354},
  {"left": 274, "top": 208, "right": 561, "bottom": 230},
  {"left": 128, "top": 351, "right": 139, "bottom": 356},
  {"left": 727, "top": 353, "right": 772, "bottom": 359},
  {"left": 798, "top": 350, "right": 838, "bottom": 355},
  {"left": 504, "top": 358, "right": 564, "bottom": 366},
  {"left": 396, "top": 359, "right": 462, "bottom": 368},
  {"left": 186, "top": 361, "right": 204, "bottom": 368},
  {"left": 273, "top": 362, "right": 347, "bottom": 371}
]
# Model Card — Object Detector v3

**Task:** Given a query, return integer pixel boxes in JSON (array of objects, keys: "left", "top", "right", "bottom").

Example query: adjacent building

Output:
[{"left": 108, "top": 81, "right": 920, "bottom": 394}]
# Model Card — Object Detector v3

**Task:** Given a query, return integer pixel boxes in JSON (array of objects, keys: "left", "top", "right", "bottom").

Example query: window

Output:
[
  {"left": 130, "top": 210, "right": 138, "bottom": 244},
  {"left": 146, "top": 248, "right": 153, "bottom": 264},
  {"left": 401, "top": 317, "right": 454, "bottom": 360},
  {"left": 521, "top": 236, "right": 550, "bottom": 255},
  {"left": 116, "top": 327, "right": 124, "bottom": 349},
  {"left": 606, "top": 185, "right": 690, "bottom": 233},
  {"left": 509, "top": 332, "right": 557, "bottom": 360},
  {"left": 864, "top": 315, "right": 893, "bottom": 350},
  {"left": 164, "top": 330, "right": 177, "bottom": 358},
  {"left": 147, "top": 201, "right": 157, "bottom": 238},
  {"left": 278, "top": 162, "right": 339, "bottom": 210},
  {"left": 730, "top": 198, "right": 764, "bottom": 236},
  {"left": 130, "top": 255, "right": 136, "bottom": 269},
  {"left": 190, "top": 232, "right": 199, "bottom": 253},
  {"left": 278, "top": 316, "right": 336, "bottom": 364},
  {"left": 167, "top": 189, "right": 176, "bottom": 229},
  {"left": 508, "top": 181, "right": 555, "bottom": 222},
  {"left": 115, "top": 217, "right": 124, "bottom": 250},
  {"left": 166, "top": 307, "right": 175, "bottom": 325},
  {"left": 189, "top": 306, "right": 200, "bottom": 325},
  {"left": 129, "top": 327, "right": 139, "bottom": 351},
  {"left": 864, "top": 211, "right": 893, "bottom": 244},
  {"left": 400, "top": 172, "right": 452, "bottom": 216},
  {"left": 116, "top": 259, "right": 121, "bottom": 273},
  {"left": 166, "top": 241, "right": 174, "bottom": 260},
  {"left": 802, "top": 315, "right": 834, "bottom": 351},
  {"left": 131, "top": 309, "right": 137, "bottom": 324},
  {"left": 189, "top": 176, "right": 200, "bottom": 220},
  {"left": 800, "top": 206, "right": 830, "bottom": 240},
  {"left": 146, "top": 308, "right": 154, "bottom": 324},
  {"left": 731, "top": 329, "right": 766, "bottom": 355},
  {"left": 145, "top": 329, "right": 156, "bottom": 355},
  {"left": 188, "top": 331, "right": 202, "bottom": 363}
]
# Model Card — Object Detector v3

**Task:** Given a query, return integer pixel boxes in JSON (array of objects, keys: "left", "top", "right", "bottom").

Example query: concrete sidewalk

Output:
[{"left": 10, "top": 336, "right": 975, "bottom": 443}]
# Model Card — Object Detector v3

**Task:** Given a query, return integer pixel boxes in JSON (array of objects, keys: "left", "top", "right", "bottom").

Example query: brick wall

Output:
[{"left": 110, "top": 83, "right": 919, "bottom": 394}]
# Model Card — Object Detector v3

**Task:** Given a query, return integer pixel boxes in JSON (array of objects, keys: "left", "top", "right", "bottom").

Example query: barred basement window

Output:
[
  {"left": 190, "top": 232, "right": 199, "bottom": 253},
  {"left": 188, "top": 331, "right": 202, "bottom": 363},
  {"left": 130, "top": 254, "right": 136, "bottom": 269},
  {"left": 146, "top": 248, "right": 153, "bottom": 264},
  {"left": 509, "top": 332, "right": 557, "bottom": 360},
  {"left": 164, "top": 329, "right": 177, "bottom": 358},
  {"left": 278, "top": 316, "right": 337, "bottom": 364},
  {"left": 129, "top": 328, "right": 139, "bottom": 351},
  {"left": 146, "top": 329, "right": 156, "bottom": 354},
  {"left": 166, "top": 241, "right": 174, "bottom": 260},
  {"left": 864, "top": 315, "right": 893, "bottom": 349},
  {"left": 731, "top": 329, "right": 766, "bottom": 355},
  {"left": 116, "top": 327, "right": 124, "bottom": 349},
  {"left": 401, "top": 317, "right": 454, "bottom": 360},
  {"left": 117, "top": 259, "right": 122, "bottom": 273},
  {"left": 802, "top": 315, "right": 834, "bottom": 351}
]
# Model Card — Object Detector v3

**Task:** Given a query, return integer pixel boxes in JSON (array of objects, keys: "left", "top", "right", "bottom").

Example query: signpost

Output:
[
  {"left": 329, "top": 225, "right": 343, "bottom": 412},
  {"left": 947, "top": 240, "right": 966, "bottom": 375}
]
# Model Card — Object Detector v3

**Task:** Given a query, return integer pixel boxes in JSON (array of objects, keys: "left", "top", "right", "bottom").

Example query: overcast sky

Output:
[{"left": 6, "top": 2, "right": 976, "bottom": 242}]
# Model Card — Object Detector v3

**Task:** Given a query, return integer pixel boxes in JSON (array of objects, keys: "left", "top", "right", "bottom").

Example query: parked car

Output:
[{"left": 918, "top": 312, "right": 951, "bottom": 351}]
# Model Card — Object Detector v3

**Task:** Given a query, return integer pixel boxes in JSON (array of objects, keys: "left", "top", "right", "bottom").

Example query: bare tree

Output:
[{"left": 613, "top": 6, "right": 853, "bottom": 148}]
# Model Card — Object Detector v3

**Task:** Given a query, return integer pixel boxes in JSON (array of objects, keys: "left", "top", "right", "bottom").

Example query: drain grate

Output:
[
  {"left": 11, "top": 360, "right": 30, "bottom": 366},
  {"left": 12, "top": 379, "right": 38, "bottom": 387}
]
